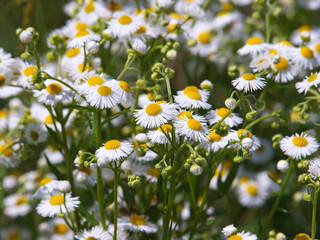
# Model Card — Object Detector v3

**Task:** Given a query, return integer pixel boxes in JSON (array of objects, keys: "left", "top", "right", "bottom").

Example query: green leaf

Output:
[
  {"left": 78, "top": 204, "right": 99, "bottom": 226},
  {"left": 45, "top": 126, "right": 61, "bottom": 144},
  {"left": 43, "top": 153, "right": 64, "bottom": 180}
]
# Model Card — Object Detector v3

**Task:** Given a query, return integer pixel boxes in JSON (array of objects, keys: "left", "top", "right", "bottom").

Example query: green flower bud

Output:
[
  {"left": 195, "top": 157, "right": 206, "bottom": 166},
  {"left": 165, "top": 67, "right": 175, "bottom": 78},
  {"left": 269, "top": 230, "right": 276, "bottom": 238},
  {"left": 136, "top": 79, "right": 147, "bottom": 87},
  {"left": 187, "top": 38, "right": 197, "bottom": 47},
  {"left": 252, "top": 11, "right": 261, "bottom": 19},
  {"left": 20, "top": 52, "right": 32, "bottom": 61},
  {"left": 273, "top": 7, "right": 282, "bottom": 17},
  {"left": 184, "top": 163, "right": 191, "bottom": 169},
  {"left": 155, "top": 164, "right": 162, "bottom": 170},
  {"left": 233, "top": 156, "right": 243, "bottom": 163},
  {"left": 173, "top": 42, "right": 180, "bottom": 50},
  {"left": 166, "top": 50, "right": 177, "bottom": 60},
  {"left": 46, "top": 51, "right": 56, "bottom": 61},
  {"left": 161, "top": 20, "right": 170, "bottom": 27},
  {"left": 245, "top": 110, "right": 257, "bottom": 121},
  {"left": 255, "top": 99, "right": 265, "bottom": 110},
  {"left": 303, "top": 192, "right": 312, "bottom": 201},
  {"left": 186, "top": 158, "right": 193, "bottom": 164}
]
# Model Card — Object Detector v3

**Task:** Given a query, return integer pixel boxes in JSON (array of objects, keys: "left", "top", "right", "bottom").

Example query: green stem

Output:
[
  {"left": 57, "top": 54, "right": 62, "bottom": 77},
  {"left": 312, "top": 188, "right": 319, "bottom": 240},
  {"left": 265, "top": 0, "right": 271, "bottom": 43},
  {"left": 113, "top": 164, "right": 119, "bottom": 240},
  {"left": 33, "top": 40, "right": 41, "bottom": 70},
  {"left": 117, "top": 54, "right": 136, "bottom": 80},
  {"left": 187, "top": 174, "right": 197, "bottom": 210},
  {"left": 94, "top": 110, "right": 107, "bottom": 230},
  {"left": 164, "top": 74, "right": 173, "bottom": 104},
  {"left": 245, "top": 113, "right": 275, "bottom": 130},
  {"left": 259, "top": 161, "right": 294, "bottom": 238}
]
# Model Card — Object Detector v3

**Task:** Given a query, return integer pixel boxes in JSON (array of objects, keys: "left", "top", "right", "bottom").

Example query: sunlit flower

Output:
[
  {"left": 67, "top": 29, "right": 101, "bottom": 49},
  {"left": 232, "top": 73, "right": 266, "bottom": 92},
  {"left": 75, "top": 226, "right": 109, "bottom": 240},
  {"left": 118, "top": 215, "right": 158, "bottom": 233},
  {"left": 295, "top": 72, "right": 320, "bottom": 94},
  {"left": 24, "top": 122, "right": 47, "bottom": 145},
  {"left": 207, "top": 107, "right": 243, "bottom": 127},
  {"left": 174, "top": 86, "right": 211, "bottom": 109},
  {"left": 290, "top": 46, "right": 318, "bottom": 70},
  {"left": 237, "top": 37, "right": 268, "bottom": 56},
  {"left": 4, "top": 193, "right": 31, "bottom": 218}
]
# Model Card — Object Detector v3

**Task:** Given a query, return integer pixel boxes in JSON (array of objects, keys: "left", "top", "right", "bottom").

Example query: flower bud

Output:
[
  {"left": 166, "top": 50, "right": 177, "bottom": 60},
  {"left": 275, "top": 233, "right": 286, "bottom": 240},
  {"left": 303, "top": 193, "right": 312, "bottom": 201},
  {"left": 136, "top": 79, "right": 147, "bottom": 87},
  {"left": 131, "top": 38, "right": 148, "bottom": 55},
  {"left": 74, "top": 157, "right": 83, "bottom": 167},
  {"left": 255, "top": 99, "right": 265, "bottom": 110},
  {"left": 200, "top": 80, "right": 213, "bottom": 91},
  {"left": 246, "top": 110, "right": 257, "bottom": 121},
  {"left": 160, "top": 20, "right": 170, "bottom": 27},
  {"left": 20, "top": 52, "right": 32, "bottom": 61},
  {"left": 58, "top": 180, "right": 71, "bottom": 193},
  {"left": 269, "top": 230, "right": 276, "bottom": 238},
  {"left": 86, "top": 41, "right": 99, "bottom": 54},
  {"left": 300, "top": 31, "right": 311, "bottom": 42},
  {"left": 225, "top": 98, "right": 236, "bottom": 109},
  {"left": 195, "top": 157, "right": 206, "bottom": 166},
  {"left": 76, "top": 171, "right": 88, "bottom": 183},
  {"left": 222, "top": 224, "right": 238, "bottom": 237},
  {"left": 190, "top": 163, "right": 202, "bottom": 176},
  {"left": 19, "top": 29, "right": 33, "bottom": 44},
  {"left": 187, "top": 38, "right": 197, "bottom": 47},
  {"left": 135, "top": 133, "right": 148, "bottom": 144},
  {"left": 277, "top": 160, "right": 289, "bottom": 173},
  {"left": 241, "top": 137, "right": 253, "bottom": 150},
  {"left": 233, "top": 156, "right": 243, "bottom": 163},
  {"left": 102, "top": 29, "right": 114, "bottom": 39}
]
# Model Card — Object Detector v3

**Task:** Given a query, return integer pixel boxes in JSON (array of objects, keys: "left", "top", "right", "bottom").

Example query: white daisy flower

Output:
[
  {"left": 207, "top": 107, "right": 243, "bottom": 127},
  {"left": 296, "top": 72, "right": 320, "bottom": 94},
  {"left": 24, "top": 122, "right": 47, "bottom": 145},
  {"left": 77, "top": 74, "right": 106, "bottom": 94},
  {"left": 222, "top": 224, "right": 238, "bottom": 237},
  {"left": 118, "top": 215, "right": 158, "bottom": 233},
  {"left": 267, "top": 56, "right": 298, "bottom": 83},
  {"left": 232, "top": 73, "right": 266, "bottom": 92},
  {"left": 210, "top": 161, "right": 232, "bottom": 190},
  {"left": 0, "top": 67, "right": 13, "bottom": 88},
  {"left": 73, "top": 167, "right": 97, "bottom": 188},
  {"left": 75, "top": 226, "right": 109, "bottom": 240},
  {"left": 1, "top": 227, "right": 31, "bottom": 240},
  {"left": 147, "top": 124, "right": 175, "bottom": 144},
  {"left": 109, "top": 79, "right": 132, "bottom": 102},
  {"left": 174, "top": 0, "right": 205, "bottom": 18},
  {"left": 107, "top": 12, "right": 143, "bottom": 39},
  {"left": 130, "top": 141, "right": 158, "bottom": 162},
  {"left": 174, "top": 86, "right": 211, "bottom": 109},
  {"left": 36, "top": 193, "right": 80, "bottom": 218},
  {"left": 201, "top": 129, "right": 231, "bottom": 153},
  {"left": 227, "top": 231, "right": 257, "bottom": 240},
  {"left": 237, "top": 37, "right": 269, "bottom": 56},
  {"left": 66, "top": 62, "right": 96, "bottom": 84},
  {"left": 77, "top": 0, "right": 110, "bottom": 25},
  {"left": 230, "top": 129, "right": 261, "bottom": 152},
  {"left": 33, "top": 79, "right": 73, "bottom": 107},
  {"left": 134, "top": 102, "right": 178, "bottom": 129},
  {"left": 138, "top": 92, "right": 155, "bottom": 107},
  {"left": 43, "top": 145, "right": 64, "bottom": 165},
  {"left": 0, "top": 140, "right": 19, "bottom": 168},
  {"left": 174, "top": 116, "right": 209, "bottom": 142},
  {"left": 290, "top": 46, "right": 318, "bottom": 70},
  {"left": 0, "top": 86, "right": 23, "bottom": 99},
  {"left": 67, "top": 29, "right": 101, "bottom": 49},
  {"left": 280, "top": 132, "right": 319, "bottom": 159},
  {"left": 308, "top": 158, "right": 320, "bottom": 179},
  {"left": 4, "top": 193, "right": 31, "bottom": 218},
  {"left": 84, "top": 82, "right": 122, "bottom": 109},
  {"left": 33, "top": 177, "right": 59, "bottom": 198},
  {"left": 15, "top": 62, "right": 38, "bottom": 88},
  {"left": 213, "top": 11, "right": 243, "bottom": 29},
  {"left": 96, "top": 139, "right": 133, "bottom": 165},
  {"left": 51, "top": 218, "right": 74, "bottom": 240}
]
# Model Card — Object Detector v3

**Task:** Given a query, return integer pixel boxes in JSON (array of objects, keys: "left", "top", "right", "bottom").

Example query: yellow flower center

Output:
[
  {"left": 295, "top": 233, "right": 311, "bottom": 240},
  {"left": 299, "top": 25, "right": 311, "bottom": 33},
  {"left": 308, "top": 74, "right": 318, "bottom": 82},
  {"left": 145, "top": 103, "right": 161, "bottom": 116},
  {"left": 268, "top": 171, "right": 280, "bottom": 180},
  {"left": 0, "top": 109, "right": 7, "bottom": 118},
  {"left": 146, "top": 168, "right": 159, "bottom": 178},
  {"left": 118, "top": 15, "right": 132, "bottom": 25},
  {"left": 242, "top": 73, "right": 255, "bottom": 81},
  {"left": 104, "top": 139, "right": 121, "bottom": 149},
  {"left": 239, "top": 176, "right": 250, "bottom": 183},
  {"left": 129, "top": 215, "right": 146, "bottom": 225},
  {"left": 46, "top": 83, "right": 63, "bottom": 95},
  {"left": 217, "top": 107, "right": 231, "bottom": 117},
  {"left": 23, "top": 66, "right": 37, "bottom": 76},
  {"left": 170, "top": 12, "right": 182, "bottom": 19},
  {"left": 136, "top": 25, "right": 147, "bottom": 34},
  {"left": 0, "top": 74, "right": 6, "bottom": 86},
  {"left": 97, "top": 86, "right": 112, "bottom": 96},
  {"left": 167, "top": 24, "right": 177, "bottom": 32},
  {"left": 75, "top": 30, "right": 89, "bottom": 38},
  {"left": 76, "top": 22, "right": 87, "bottom": 31},
  {"left": 0, "top": 144, "right": 13, "bottom": 157},
  {"left": 222, "top": 2, "right": 233, "bottom": 11},
  {"left": 300, "top": 46, "right": 314, "bottom": 59},
  {"left": 85, "top": 237, "right": 97, "bottom": 240},
  {"left": 84, "top": 0, "right": 95, "bottom": 13},
  {"left": 55, "top": 224, "right": 68, "bottom": 234},
  {"left": 217, "top": 11, "right": 229, "bottom": 17},
  {"left": 269, "top": 49, "right": 278, "bottom": 55},
  {"left": 274, "top": 57, "right": 289, "bottom": 70},
  {"left": 187, "top": 119, "right": 202, "bottom": 130},
  {"left": 49, "top": 194, "right": 64, "bottom": 205},
  {"left": 119, "top": 81, "right": 131, "bottom": 92},
  {"left": 184, "top": 86, "right": 199, "bottom": 94},
  {"left": 16, "top": 197, "right": 27, "bottom": 205},
  {"left": 208, "top": 130, "right": 222, "bottom": 142},
  {"left": 237, "top": 129, "right": 252, "bottom": 138},
  {"left": 78, "top": 63, "right": 91, "bottom": 72},
  {"left": 228, "top": 235, "right": 242, "bottom": 240},
  {"left": 45, "top": 115, "right": 54, "bottom": 124},
  {"left": 107, "top": 2, "right": 122, "bottom": 11},
  {"left": 30, "top": 131, "right": 39, "bottom": 141},
  {"left": 66, "top": 48, "right": 80, "bottom": 58},
  {"left": 292, "top": 136, "right": 308, "bottom": 147},
  {"left": 185, "top": 91, "right": 202, "bottom": 100},
  {"left": 280, "top": 40, "right": 292, "bottom": 46},
  {"left": 87, "top": 76, "right": 104, "bottom": 86},
  {"left": 246, "top": 37, "right": 263, "bottom": 45},
  {"left": 198, "top": 32, "right": 211, "bottom": 44},
  {"left": 178, "top": 111, "right": 193, "bottom": 120},
  {"left": 40, "top": 177, "right": 52, "bottom": 186},
  {"left": 315, "top": 43, "right": 320, "bottom": 53},
  {"left": 8, "top": 232, "right": 20, "bottom": 240},
  {"left": 247, "top": 185, "right": 258, "bottom": 196},
  {"left": 158, "top": 124, "right": 172, "bottom": 132}
]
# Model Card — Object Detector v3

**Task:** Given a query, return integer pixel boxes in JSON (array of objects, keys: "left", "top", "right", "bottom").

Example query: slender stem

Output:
[
  {"left": 259, "top": 161, "right": 294, "bottom": 238},
  {"left": 312, "top": 188, "right": 319, "bottom": 240},
  {"left": 117, "top": 54, "right": 136, "bottom": 80},
  {"left": 33, "top": 40, "right": 41, "bottom": 70},
  {"left": 94, "top": 110, "right": 107, "bottom": 230},
  {"left": 245, "top": 113, "right": 275, "bottom": 130},
  {"left": 265, "top": 0, "right": 271, "bottom": 43},
  {"left": 113, "top": 164, "right": 119, "bottom": 240},
  {"left": 57, "top": 54, "right": 62, "bottom": 77},
  {"left": 187, "top": 174, "right": 197, "bottom": 210}
]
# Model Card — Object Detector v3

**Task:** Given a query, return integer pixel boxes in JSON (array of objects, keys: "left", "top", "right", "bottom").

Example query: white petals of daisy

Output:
[
  {"left": 118, "top": 215, "right": 158, "bottom": 233},
  {"left": 232, "top": 73, "right": 266, "bottom": 92},
  {"left": 238, "top": 37, "right": 268, "bottom": 56},
  {"left": 174, "top": 86, "right": 211, "bottom": 109},
  {"left": 308, "top": 158, "right": 320, "bottom": 179},
  {"left": 134, "top": 102, "right": 177, "bottom": 129},
  {"left": 295, "top": 72, "right": 320, "bottom": 94},
  {"left": 207, "top": 107, "right": 243, "bottom": 127},
  {"left": 280, "top": 132, "right": 319, "bottom": 159},
  {"left": 75, "top": 226, "right": 110, "bottom": 240},
  {"left": 24, "top": 123, "right": 47, "bottom": 145}
]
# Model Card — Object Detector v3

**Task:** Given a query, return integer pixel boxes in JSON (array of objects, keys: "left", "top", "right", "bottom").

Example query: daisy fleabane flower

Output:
[
  {"left": 118, "top": 215, "right": 158, "bottom": 233},
  {"left": 295, "top": 72, "right": 320, "bottom": 94},
  {"left": 134, "top": 102, "right": 178, "bottom": 129},
  {"left": 280, "top": 132, "right": 319, "bottom": 159},
  {"left": 308, "top": 158, "right": 320, "bottom": 179},
  {"left": 237, "top": 37, "right": 268, "bottom": 56},
  {"left": 36, "top": 193, "right": 80, "bottom": 218},
  {"left": 96, "top": 139, "right": 133, "bottom": 166},
  {"left": 290, "top": 46, "right": 318, "bottom": 70},
  {"left": 174, "top": 86, "right": 211, "bottom": 109},
  {"left": 24, "top": 122, "right": 47, "bottom": 145},
  {"left": 75, "top": 226, "right": 109, "bottom": 240},
  {"left": 67, "top": 29, "right": 101, "bottom": 49},
  {"left": 232, "top": 73, "right": 266, "bottom": 92},
  {"left": 207, "top": 107, "right": 243, "bottom": 127},
  {"left": 222, "top": 224, "right": 238, "bottom": 237},
  {"left": 33, "top": 79, "right": 73, "bottom": 106},
  {"left": 227, "top": 231, "right": 257, "bottom": 240}
]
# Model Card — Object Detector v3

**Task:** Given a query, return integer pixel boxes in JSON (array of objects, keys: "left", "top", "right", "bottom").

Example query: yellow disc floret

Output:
[
  {"left": 119, "top": 81, "right": 131, "bottom": 92},
  {"left": 246, "top": 37, "right": 262, "bottom": 45},
  {"left": 23, "top": 66, "right": 37, "bottom": 76},
  {"left": 66, "top": 48, "right": 80, "bottom": 58},
  {"left": 185, "top": 91, "right": 202, "bottom": 100},
  {"left": 0, "top": 109, "right": 7, "bottom": 118},
  {"left": 145, "top": 103, "right": 161, "bottom": 116},
  {"left": 300, "top": 46, "right": 314, "bottom": 59},
  {"left": 129, "top": 215, "right": 146, "bottom": 226},
  {"left": 104, "top": 139, "right": 121, "bottom": 149},
  {"left": 118, "top": 15, "right": 132, "bottom": 25},
  {"left": 247, "top": 185, "right": 258, "bottom": 196},
  {"left": 274, "top": 57, "right": 289, "bottom": 70},
  {"left": 208, "top": 130, "right": 222, "bottom": 142},
  {"left": 187, "top": 119, "right": 202, "bottom": 130},
  {"left": 84, "top": 0, "right": 95, "bottom": 13},
  {"left": 146, "top": 168, "right": 160, "bottom": 178},
  {"left": 108, "top": 2, "right": 122, "bottom": 11},
  {"left": 0, "top": 74, "right": 6, "bottom": 86},
  {"left": 178, "top": 111, "right": 193, "bottom": 120},
  {"left": 308, "top": 74, "right": 318, "bottom": 82},
  {"left": 54, "top": 224, "right": 68, "bottom": 234},
  {"left": 242, "top": 73, "right": 255, "bottom": 81},
  {"left": 292, "top": 136, "right": 308, "bottom": 147},
  {"left": 158, "top": 124, "right": 172, "bottom": 132},
  {"left": 237, "top": 129, "right": 252, "bottom": 138},
  {"left": 40, "top": 177, "right": 52, "bottom": 186},
  {"left": 75, "top": 30, "right": 89, "bottom": 38},
  {"left": 0, "top": 144, "right": 13, "bottom": 157},
  {"left": 136, "top": 25, "right": 147, "bottom": 34},
  {"left": 217, "top": 107, "right": 231, "bottom": 117},
  {"left": 76, "top": 22, "right": 87, "bottom": 31},
  {"left": 97, "top": 86, "right": 112, "bottom": 96},
  {"left": 49, "top": 194, "right": 64, "bottom": 205},
  {"left": 87, "top": 76, "right": 104, "bottom": 86},
  {"left": 198, "top": 32, "right": 211, "bottom": 44},
  {"left": 46, "top": 83, "right": 63, "bottom": 95},
  {"left": 228, "top": 235, "right": 242, "bottom": 240}
]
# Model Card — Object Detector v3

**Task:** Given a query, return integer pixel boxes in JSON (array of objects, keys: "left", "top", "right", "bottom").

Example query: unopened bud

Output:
[
  {"left": 86, "top": 41, "right": 99, "bottom": 54},
  {"left": 200, "top": 80, "right": 213, "bottom": 91},
  {"left": 135, "top": 133, "right": 148, "bottom": 144},
  {"left": 166, "top": 50, "right": 177, "bottom": 60},
  {"left": 233, "top": 156, "right": 243, "bottom": 163},
  {"left": 190, "top": 163, "right": 202, "bottom": 176},
  {"left": 19, "top": 29, "right": 33, "bottom": 44},
  {"left": 241, "top": 137, "right": 253, "bottom": 150},
  {"left": 225, "top": 98, "right": 236, "bottom": 109},
  {"left": 187, "top": 38, "right": 197, "bottom": 47},
  {"left": 277, "top": 160, "right": 289, "bottom": 173},
  {"left": 303, "top": 193, "right": 312, "bottom": 201},
  {"left": 58, "top": 181, "right": 71, "bottom": 193}
]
